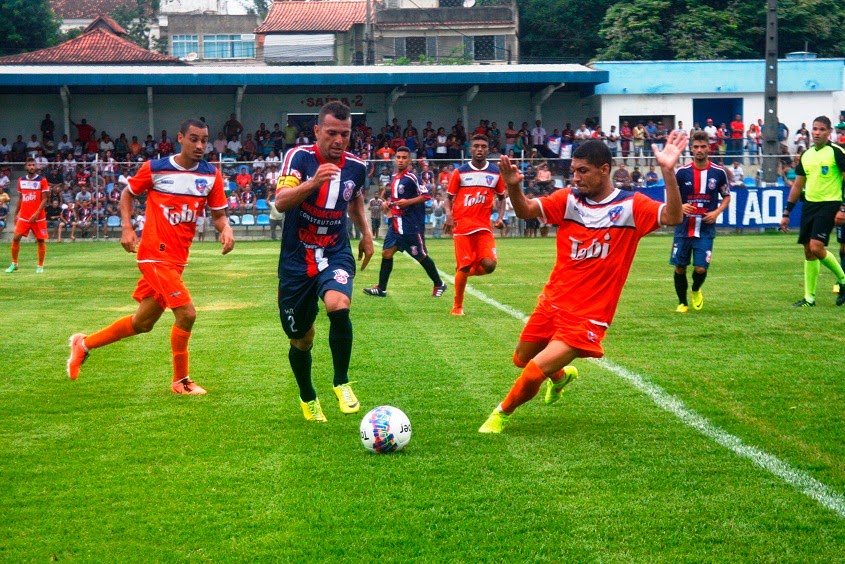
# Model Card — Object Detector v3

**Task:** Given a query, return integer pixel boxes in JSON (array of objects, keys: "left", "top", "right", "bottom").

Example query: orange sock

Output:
[
  {"left": 84, "top": 315, "right": 137, "bottom": 350},
  {"left": 10, "top": 240, "right": 20, "bottom": 263},
  {"left": 501, "top": 360, "right": 548, "bottom": 414},
  {"left": 36, "top": 241, "right": 46, "bottom": 267},
  {"left": 171, "top": 325, "right": 191, "bottom": 382},
  {"left": 454, "top": 270, "right": 468, "bottom": 308}
]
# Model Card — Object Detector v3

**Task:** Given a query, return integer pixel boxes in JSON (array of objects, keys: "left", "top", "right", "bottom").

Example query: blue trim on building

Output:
[{"left": 591, "top": 59, "right": 844, "bottom": 95}]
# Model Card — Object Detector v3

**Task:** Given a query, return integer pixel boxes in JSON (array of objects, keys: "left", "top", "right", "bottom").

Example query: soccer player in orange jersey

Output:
[
  {"left": 479, "top": 132, "right": 688, "bottom": 433},
  {"left": 5, "top": 157, "right": 49, "bottom": 273},
  {"left": 444, "top": 134, "right": 506, "bottom": 315},
  {"left": 67, "top": 119, "right": 235, "bottom": 395}
]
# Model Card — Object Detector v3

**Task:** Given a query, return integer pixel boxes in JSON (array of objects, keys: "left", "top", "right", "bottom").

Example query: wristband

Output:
[
  {"left": 785, "top": 201, "right": 796, "bottom": 213},
  {"left": 839, "top": 205, "right": 845, "bottom": 213}
]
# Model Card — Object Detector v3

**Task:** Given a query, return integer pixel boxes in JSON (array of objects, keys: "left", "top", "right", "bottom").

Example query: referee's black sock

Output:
[
  {"left": 378, "top": 258, "right": 393, "bottom": 291},
  {"left": 691, "top": 270, "right": 707, "bottom": 292},
  {"left": 328, "top": 308, "right": 353, "bottom": 387},
  {"left": 674, "top": 272, "right": 688, "bottom": 305},
  {"left": 288, "top": 345, "right": 315, "bottom": 402},
  {"left": 419, "top": 256, "right": 443, "bottom": 286}
]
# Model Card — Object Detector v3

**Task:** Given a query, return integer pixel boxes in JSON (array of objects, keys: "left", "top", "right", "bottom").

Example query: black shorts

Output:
[
  {"left": 798, "top": 201, "right": 840, "bottom": 246},
  {"left": 837, "top": 225, "right": 845, "bottom": 245},
  {"left": 278, "top": 260, "right": 355, "bottom": 339},
  {"left": 383, "top": 226, "right": 427, "bottom": 261}
]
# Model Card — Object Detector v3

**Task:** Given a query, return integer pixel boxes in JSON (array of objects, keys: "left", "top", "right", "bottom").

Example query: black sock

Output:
[
  {"left": 418, "top": 256, "right": 442, "bottom": 286},
  {"left": 674, "top": 272, "right": 688, "bottom": 305},
  {"left": 288, "top": 345, "right": 315, "bottom": 402},
  {"left": 328, "top": 308, "right": 353, "bottom": 387},
  {"left": 378, "top": 258, "right": 393, "bottom": 291},
  {"left": 691, "top": 270, "right": 707, "bottom": 292}
]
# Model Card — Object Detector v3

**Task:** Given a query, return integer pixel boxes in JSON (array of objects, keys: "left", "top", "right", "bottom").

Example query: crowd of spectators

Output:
[{"left": 3, "top": 112, "right": 843, "bottom": 240}]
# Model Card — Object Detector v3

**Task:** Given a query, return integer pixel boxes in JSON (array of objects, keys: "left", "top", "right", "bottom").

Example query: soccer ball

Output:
[{"left": 359, "top": 406, "right": 412, "bottom": 453}]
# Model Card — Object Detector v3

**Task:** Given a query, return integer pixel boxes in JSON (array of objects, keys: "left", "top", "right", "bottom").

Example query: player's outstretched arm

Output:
[
  {"left": 211, "top": 208, "right": 235, "bottom": 254},
  {"left": 348, "top": 193, "right": 373, "bottom": 270},
  {"left": 655, "top": 131, "right": 688, "bottom": 226},
  {"left": 118, "top": 188, "right": 139, "bottom": 253},
  {"left": 500, "top": 155, "right": 540, "bottom": 219}
]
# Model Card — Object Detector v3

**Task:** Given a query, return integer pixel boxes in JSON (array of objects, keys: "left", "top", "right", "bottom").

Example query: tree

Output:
[
  {"left": 0, "top": 0, "right": 61, "bottom": 56},
  {"left": 597, "top": 0, "right": 674, "bottom": 61},
  {"left": 111, "top": 0, "right": 166, "bottom": 54},
  {"left": 238, "top": 0, "right": 273, "bottom": 19},
  {"left": 518, "top": 0, "right": 618, "bottom": 62}
]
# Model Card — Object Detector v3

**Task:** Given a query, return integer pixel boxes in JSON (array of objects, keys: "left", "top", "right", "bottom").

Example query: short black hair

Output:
[
  {"left": 318, "top": 101, "right": 351, "bottom": 125},
  {"left": 395, "top": 146, "right": 411, "bottom": 155},
  {"left": 813, "top": 116, "right": 832, "bottom": 129},
  {"left": 692, "top": 130, "right": 709, "bottom": 143},
  {"left": 471, "top": 134, "right": 488, "bottom": 143},
  {"left": 180, "top": 119, "right": 208, "bottom": 135},
  {"left": 572, "top": 140, "right": 612, "bottom": 169}
]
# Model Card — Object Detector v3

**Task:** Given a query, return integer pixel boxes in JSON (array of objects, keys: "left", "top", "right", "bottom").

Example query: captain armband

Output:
[{"left": 278, "top": 175, "right": 301, "bottom": 189}]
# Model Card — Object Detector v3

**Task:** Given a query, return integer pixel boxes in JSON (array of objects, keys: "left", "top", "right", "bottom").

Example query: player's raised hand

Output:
[
  {"left": 358, "top": 236, "right": 374, "bottom": 270},
  {"left": 655, "top": 130, "right": 688, "bottom": 169},
  {"left": 499, "top": 155, "right": 524, "bottom": 188}
]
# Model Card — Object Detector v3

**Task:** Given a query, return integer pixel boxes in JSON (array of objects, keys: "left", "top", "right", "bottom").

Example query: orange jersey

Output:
[
  {"left": 537, "top": 187, "right": 664, "bottom": 326},
  {"left": 128, "top": 156, "right": 227, "bottom": 265},
  {"left": 18, "top": 174, "right": 49, "bottom": 219},
  {"left": 447, "top": 161, "right": 505, "bottom": 235}
]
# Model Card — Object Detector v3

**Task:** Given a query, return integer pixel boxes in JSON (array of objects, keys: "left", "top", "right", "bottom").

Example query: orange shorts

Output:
[
  {"left": 14, "top": 218, "right": 48, "bottom": 240},
  {"left": 133, "top": 262, "right": 192, "bottom": 310},
  {"left": 453, "top": 231, "right": 497, "bottom": 271},
  {"left": 519, "top": 295, "right": 607, "bottom": 358}
]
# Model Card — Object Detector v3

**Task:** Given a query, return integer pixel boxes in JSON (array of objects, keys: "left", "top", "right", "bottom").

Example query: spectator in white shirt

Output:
[
  {"left": 57, "top": 135, "right": 73, "bottom": 153},
  {"left": 227, "top": 135, "right": 242, "bottom": 155},
  {"left": 530, "top": 120, "right": 546, "bottom": 150},
  {"left": 729, "top": 161, "right": 745, "bottom": 188}
]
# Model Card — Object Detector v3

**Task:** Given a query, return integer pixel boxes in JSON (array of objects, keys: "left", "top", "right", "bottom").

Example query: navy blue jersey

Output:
[
  {"left": 277, "top": 144, "right": 366, "bottom": 278},
  {"left": 674, "top": 162, "right": 730, "bottom": 238},
  {"left": 388, "top": 169, "right": 430, "bottom": 235}
]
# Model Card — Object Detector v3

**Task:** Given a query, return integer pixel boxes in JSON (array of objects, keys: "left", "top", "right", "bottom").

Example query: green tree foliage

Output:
[
  {"left": 597, "top": 0, "right": 673, "bottom": 60},
  {"left": 0, "top": 0, "right": 61, "bottom": 56},
  {"left": 111, "top": 0, "right": 165, "bottom": 53},
  {"left": 239, "top": 0, "right": 273, "bottom": 18},
  {"left": 518, "top": 0, "right": 618, "bottom": 62}
]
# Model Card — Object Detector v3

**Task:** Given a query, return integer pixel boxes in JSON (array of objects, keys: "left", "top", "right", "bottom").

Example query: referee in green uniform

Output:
[{"left": 780, "top": 116, "right": 845, "bottom": 307}]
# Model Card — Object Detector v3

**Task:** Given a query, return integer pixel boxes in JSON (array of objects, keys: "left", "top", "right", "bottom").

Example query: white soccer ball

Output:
[{"left": 360, "top": 406, "right": 412, "bottom": 453}]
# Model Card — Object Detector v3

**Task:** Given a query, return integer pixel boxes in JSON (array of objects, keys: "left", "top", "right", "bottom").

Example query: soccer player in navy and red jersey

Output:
[
  {"left": 670, "top": 130, "right": 731, "bottom": 312},
  {"left": 479, "top": 133, "right": 688, "bottom": 433},
  {"left": 444, "top": 134, "right": 506, "bottom": 316},
  {"left": 363, "top": 146, "right": 447, "bottom": 298},
  {"left": 275, "top": 101, "right": 374, "bottom": 423},
  {"left": 5, "top": 157, "right": 49, "bottom": 273},
  {"left": 67, "top": 119, "right": 234, "bottom": 395}
]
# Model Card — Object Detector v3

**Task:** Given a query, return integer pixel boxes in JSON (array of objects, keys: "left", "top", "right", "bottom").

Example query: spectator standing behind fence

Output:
[
  {"left": 632, "top": 122, "right": 646, "bottom": 165},
  {"left": 71, "top": 118, "right": 95, "bottom": 145},
  {"left": 223, "top": 113, "right": 243, "bottom": 141},
  {"left": 368, "top": 192, "right": 384, "bottom": 239}
]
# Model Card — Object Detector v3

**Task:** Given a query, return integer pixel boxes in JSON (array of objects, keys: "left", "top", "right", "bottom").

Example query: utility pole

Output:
[
  {"left": 762, "top": 0, "right": 778, "bottom": 184},
  {"left": 365, "top": 0, "right": 375, "bottom": 65}
]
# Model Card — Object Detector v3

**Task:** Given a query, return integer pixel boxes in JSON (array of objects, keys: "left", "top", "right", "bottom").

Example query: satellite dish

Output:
[
  {"left": 463, "top": 0, "right": 476, "bottom": 6},
  {"left": 185, "top": 52, "right": 198, "bottom": 62}
]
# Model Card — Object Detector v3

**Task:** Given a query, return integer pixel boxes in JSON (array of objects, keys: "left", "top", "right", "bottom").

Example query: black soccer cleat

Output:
[
  {"left": 363, "top": 286, "right": 387, "bottom": 297},
  {"left": 792, "top": 298, "right": 816, "bottom": 308}
]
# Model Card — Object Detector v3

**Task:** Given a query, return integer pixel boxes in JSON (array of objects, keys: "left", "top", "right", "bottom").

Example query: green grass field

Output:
[{"left": 1, "top": 233, "right": 844, "bottom": 561}]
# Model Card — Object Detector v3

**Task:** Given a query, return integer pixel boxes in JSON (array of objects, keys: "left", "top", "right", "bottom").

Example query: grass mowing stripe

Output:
[{"left": 429, "top": 259, "right": 845, "bottom": 519}]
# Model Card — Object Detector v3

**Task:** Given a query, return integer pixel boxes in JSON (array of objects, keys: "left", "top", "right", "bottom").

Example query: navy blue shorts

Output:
[
  {"left": 383, "top": 227, "right": 428, "bottom": 261},
  {"left": 278, "top": 263, "right": 355, "bottom": 339},
  {"left": 670, "top": 237, "right": 713, "bottom": 269}
]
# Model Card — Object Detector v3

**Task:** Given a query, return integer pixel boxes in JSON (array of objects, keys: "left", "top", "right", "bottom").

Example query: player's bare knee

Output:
[
  {"left": 481, "top": 259, "right": 497, "bottom": 273},
  {"left": 512, "top": 351, "right": 528, "bottom": 368},
  {"left": 693, "top": 266, "right": 706, "bottom": 275},
  {"left": 674, "top": 266, "right": 686, "bottom": 274}
]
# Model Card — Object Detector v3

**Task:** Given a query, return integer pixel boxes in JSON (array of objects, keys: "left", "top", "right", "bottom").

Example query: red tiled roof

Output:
[
  {"left": 83, "top": 14, "right": 128, "bottom": 35},
  {"left": 256, "top": 1, "right": 366, "bottom": 33},
  {"left": 0, "top": 28, "right": 184, "bottom": 65},
  {"left": 51, "top": 0, "right": 139, "bottom": 20}
]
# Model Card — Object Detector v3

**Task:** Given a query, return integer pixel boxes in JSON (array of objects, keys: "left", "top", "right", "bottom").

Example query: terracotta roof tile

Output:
[
  {"left": 0, "top": 28, "right": 184, "bottom": 65},
  {"left": 51, "top": 0, "right": 140, "bottom": 20},
  {"left": 83, "top": 14, "right": 128, "bottom": 35},
  {"left": 256, "top": 1, "right": 366, "bottom": 33}
]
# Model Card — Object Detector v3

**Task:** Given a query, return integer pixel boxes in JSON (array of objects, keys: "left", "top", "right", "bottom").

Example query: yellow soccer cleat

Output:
[
  {"left": 690, "top": 289, "right": 704, "bottom": 311},
  {"left": 478, "top": 408, "right": 510, "bottom": 434},
  {"left": 544, "top": 366, "right": 579, "bottom": 405},
  {"left": 301, "top": 398, "right": 328, "bottom": 422},
  {"left": 675, "top": 304, "right": 689, "bottom": 313},
  {"left": 333, "top": 382, "right": 360, "bottom": 414}
]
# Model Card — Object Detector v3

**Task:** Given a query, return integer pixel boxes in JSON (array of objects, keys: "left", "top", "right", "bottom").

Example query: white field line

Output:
[{"left": 433, "top": 264, "right": 845, "bottom": 518}]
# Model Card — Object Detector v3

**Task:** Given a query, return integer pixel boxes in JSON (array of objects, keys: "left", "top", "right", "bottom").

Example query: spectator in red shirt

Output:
[
  {"left": 730, "top": 114, "right": 745, "bottom": 161},
  {"left": 235, "top": 169, "right": 251, "bottom": 190}
]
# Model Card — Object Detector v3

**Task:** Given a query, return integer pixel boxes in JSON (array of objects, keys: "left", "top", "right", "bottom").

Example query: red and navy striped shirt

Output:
[{"left": 674, "top": 162, "right": 730, "bottom": 239}]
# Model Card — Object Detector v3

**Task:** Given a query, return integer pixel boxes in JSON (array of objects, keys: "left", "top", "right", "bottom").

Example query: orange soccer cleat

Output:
[
  {"left": 67, "top": 333, "right": 89, "bottom": 380},
  {"left": 171, "top": 377, "right": 207, "bottom": 395}
]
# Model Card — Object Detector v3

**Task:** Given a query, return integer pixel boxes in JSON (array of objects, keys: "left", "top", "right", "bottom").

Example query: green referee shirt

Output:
[{"left": 794, "top": 141, "right": 845, "bottom": 202}]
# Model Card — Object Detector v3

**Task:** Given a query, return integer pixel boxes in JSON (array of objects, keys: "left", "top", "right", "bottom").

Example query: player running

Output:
[
  {"left": 67, "top": 119, "right": 234, "bottom": 394},
  {"left": 479, "top": 132, "right": 688, "bottom": 434},
  {"left": 444, "top": 134, "right": 506, "bottom": 316},
  {"left": 275, "top": 101, "right": 374, "bottom": 422},
  {"left": 670, "top": 130, "right": 731, "bottom": 312},
  {"left": 6, "top": 157, "right": 49, "bottom": 273},
  {"left": 363, "top": 146, "right": 447, "bottom": 298}
]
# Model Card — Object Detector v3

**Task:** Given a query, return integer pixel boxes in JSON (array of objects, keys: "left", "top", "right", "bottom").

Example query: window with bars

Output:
[
  {"left": 439, "top": 0, "right": 463, "bottom": 6},
  {"left": 202, "top": 34, "right": 256, "bottom": 59},
  {"left": 464, "top": 35, "right": 506, "bottom": 61},
  {"left": 172, "top": 35, "right": 198, "bottom": 58},
  {"left": 394, "top": 37, "right": 437, "bottom": 60}
]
